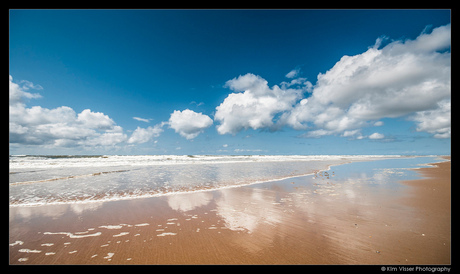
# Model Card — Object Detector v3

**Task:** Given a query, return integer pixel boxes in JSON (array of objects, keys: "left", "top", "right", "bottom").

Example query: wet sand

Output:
[
  {"left": 398, "top": 157, "right": 451, "bottom": 264},
  {"left": 9, "top": 157, "right": 451, "bottom": 264}
]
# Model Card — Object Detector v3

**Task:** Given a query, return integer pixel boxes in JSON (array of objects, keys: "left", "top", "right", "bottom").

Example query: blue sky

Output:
[{"left": 9, "top": 10, "right": 451, "bottom": 155}]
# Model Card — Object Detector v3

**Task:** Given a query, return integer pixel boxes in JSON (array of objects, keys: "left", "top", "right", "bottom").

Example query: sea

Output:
[{"left": 9, "top": 155, "right": 444, "bottom": 207}]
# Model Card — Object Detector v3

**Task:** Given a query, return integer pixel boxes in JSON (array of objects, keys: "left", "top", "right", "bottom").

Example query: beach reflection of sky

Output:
[
  {"left": 11, "top": 156, "right": 444, "bottom": 227},
  {"left": 10, "top": 158, "right": 344, "bottom": 206},
  {"left": 201, "top": 156, "right": 446, "bottom": 234}
]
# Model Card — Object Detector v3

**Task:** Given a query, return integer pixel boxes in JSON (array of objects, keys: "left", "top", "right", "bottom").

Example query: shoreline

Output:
[
  {"left": 10, "top": 156, "right": 451, "bottom": 264},
  {"left": 398, "top": 156, "right": 451, "bottom": 264},
  {"left": 9, "top": 156, "right": 365, "bottom": 208},
  {"left": 10, "top": 154, "right": 420, "bottom": 208},
  {"left": 8, "top": 169, "right": 323, "bottom": 208}
]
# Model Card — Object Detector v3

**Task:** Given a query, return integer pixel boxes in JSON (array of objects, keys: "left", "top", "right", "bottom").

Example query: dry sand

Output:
[{"left": 9, "top": 157, "right": 450, "bottom": 265}]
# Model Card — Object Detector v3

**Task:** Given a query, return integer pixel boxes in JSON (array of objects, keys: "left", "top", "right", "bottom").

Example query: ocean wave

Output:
[
  {"left": 9, "top": 169, "right": 130, "bottom": 186},
  {"left": 9, "top": 154, "right": 403, "bottom": 169}
]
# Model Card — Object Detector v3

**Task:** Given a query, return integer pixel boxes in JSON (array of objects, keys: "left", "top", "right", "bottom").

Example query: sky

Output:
[{"left": 9, "top": 9, "right": 451, "bottom": 155}]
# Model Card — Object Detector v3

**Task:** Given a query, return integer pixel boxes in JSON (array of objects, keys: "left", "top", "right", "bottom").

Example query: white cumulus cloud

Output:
[
  {"left": 214, "top": 24, "right": 450, "bottom": 140},
  {"left": 410, "top": 99, "right": 451, "bottom": 138},
  {"left": 168, "top": 109, "right": 213, "bottom": 139},
  {"left": 9, "top": 75, "right": 129, "bottom": 148},
  {"left": 283, "top": 24, "right": 451, "bottom": 138},
  {"left": 127, "top": 125, "right": 164, "bottom": 144},
  {"left": 9, "top": 75, "right": 42, "bottom": 104},
  {"left": 77, "top": 109, "right": 115, "bottom": 130},
  {"left": 285, "top": 68, "right": 300, "bottom": 78},
  {"left": 368, "top": 132, "right": 385, "bottom": 140},
  {"left": 215, "top": 73, "right": 304, "bottom": 135},
  {"left": 9, "top": 75, "right": 172, "bottom": 151}
]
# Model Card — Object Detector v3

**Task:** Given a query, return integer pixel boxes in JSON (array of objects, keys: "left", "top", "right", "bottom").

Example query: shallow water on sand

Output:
[{"left": 10, "top": 155, "right": 403, "bottom": 206}]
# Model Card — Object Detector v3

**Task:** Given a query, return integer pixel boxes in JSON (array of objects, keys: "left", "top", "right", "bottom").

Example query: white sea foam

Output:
[
  {"left": 134, "top": 223, "right": 149, "bottom": 227},
  {"left": 18, "top": 249, "right": 41, "bottom": 253},
  {"left": 9, "top": 154, "right": 401, "bottom": 169},
  {"left": 157, "top": 232, "right": 177, "bottom": 237},
  {"left": 9, "top": 240, "right": 24, "bottom": 246},
  {"left": 104, "top": 253, "right": 114, "bottom": 260},
  {"left": 113, "top": 232, "right": 129, "bottom": 237},
  {"left": 99, "top": 225, "right": 123, "bottom": 230},
  {"left": 44, "top": 231, "right": 102, "bottom": 238}
]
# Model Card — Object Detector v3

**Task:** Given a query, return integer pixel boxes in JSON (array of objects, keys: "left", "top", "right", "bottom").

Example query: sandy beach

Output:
[
  {"left": 9, "top": 157, "right": 450, "bottom": 265},
  {"left": 10, "top": 9, "right": 451, "bottom": 267}
]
